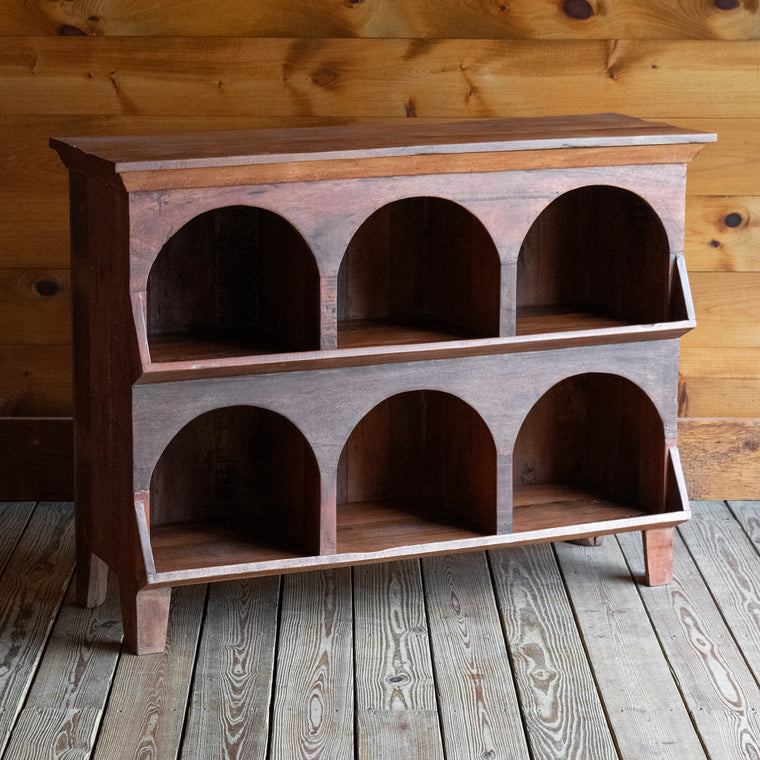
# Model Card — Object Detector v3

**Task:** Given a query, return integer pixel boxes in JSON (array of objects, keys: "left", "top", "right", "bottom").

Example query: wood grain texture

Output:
[
  {"left": 92, "top": 584, "right": 205, "bottom": 760},
  {"left": 554, "top": 537, "right": 707, "bottom": 759},
  {"left": 681, "top": 272, "right": 760, "bottom": 348},
  {"left": 2, "top": 0, "right": 760, "bottom": 39},
  {"left": 3, "top": 707, "right": 101, "bottom": 760},
  {"left": 618, "top": 528, "right": 760, "bottom": 759},
  {"left": 0, "top": 346, "right": 72, "bottom": 416},
  {"left": 686, "top": 195, "right": 760, "bottom": 271},
  {"left": 679, "top": 501, "right": 760, "bottom": 682},
  {"left": 0, "top": 502, "right": 75, "bottom": 755},
  {"left": 354, "top": 560, "right": 443, "bottom": 760},
  {"left": 3, "top": 38, "right": 760, "bottom": 119},
  {"left": 0, "top": 268, "right": 70, "bottom": 344},
  {"left": 270, "top": 569, "right": 354, "bottom": 760},
  {"left": 678, "top": 347, "right": 760, "bottom": 418},
  {"left": 489, "top": 544, "right": 618, "bottom": 760},
  {"left": 679, "top": 419, "right": 760, "bottom": 499},
  {"left": 0, "top": 501, "right": 34, "bottom": 575},
  {"left": 23, "top": 575, "right": 122, "bottom": 711},
  {"left": 181, "top": 577, "right": 280, "bottom": 760},
  {"left": 421, "top": 552, "right": 530, "bottom": 760}
]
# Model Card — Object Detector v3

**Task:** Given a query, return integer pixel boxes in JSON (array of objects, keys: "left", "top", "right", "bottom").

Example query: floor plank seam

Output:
[
  {"left": 484, "top": 549, "right": 536, "bottom": 760},
  {"left": 417, "top": 557, "right": 453, "bottom": 760},
  {"left": 549, "top": 541, "right": 625, "bottom": 760},
  {"left": 350, "top": 566, "right": 359, "bottom": 760},
  {"left": 264, "top": 575, "right": 285, "bottom": 760},
  {"left": 176, "top": 583, "right": 210, "bottom": 760}
]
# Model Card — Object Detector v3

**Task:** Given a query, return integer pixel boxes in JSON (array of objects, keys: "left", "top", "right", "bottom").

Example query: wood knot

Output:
[
  {"left": 724, "top": 212, "right": 743, "bottom": 228},
  {"left": 563, "top": 0, "right": 594, "bottom": 20},
  {"left": 58, "top": 24, "right": 88, "bottom": 36},
  {"left": 714, "top": 0, "right": 740, "bottom": 9},
  {"left": 310, "top": 65, "right": 340, "bottom": 89},
  {"left": 35, "top": 279, "right": 59, "bottom": 296}
]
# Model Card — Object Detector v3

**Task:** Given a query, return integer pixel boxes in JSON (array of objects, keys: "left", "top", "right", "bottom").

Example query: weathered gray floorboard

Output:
[
  {"left": 92, "top": 585, "right": 206, "bottom": 760},
  {"left": 489, "top": 544, "right": 618, "bottom": 760},
  {"left": 554, "top": 536, "right": 707, "bottom": 760},
  {"left": 3, "top": 707, "right": 101, "bottom": 760},
  {"left": 180, "top": 577, "right": 280, "bottom": 760},
  {"left": 619, "top": 528, "right": 760, "bottom": 759},
  {"left": 680, "top": 501, "right": 760, "bottom": 685},
  {"left": 422, "top": 552, "right": 530, "bottom": 760},
  {"left": 0, "top": 503, "right": 35, "bottom": 577},
  {"left": 353, "top": 560, "right": 443, "bottom": 760},
  {"left": 1, "top": 574, "right": 122, "bottom": 760},
  {"left": 0, "top": 502, "right": 75, "bottom": 755},
  {"left": 269, "top": 568, "right": 354, "bottom": 760},
  {"left": 3, "top": 502, "right": 760, "bottom": 760}
]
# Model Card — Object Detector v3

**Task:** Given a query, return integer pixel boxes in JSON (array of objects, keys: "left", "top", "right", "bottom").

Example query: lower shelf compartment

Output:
[
  {"left": 146, "top": 484, "right": 665, "bottom": 581},
  {"left": 150, "top": 520, "right": 306, "bottom": 575},
  {"left": 512, "top": 484, "right": 646, "bottom": 532}
]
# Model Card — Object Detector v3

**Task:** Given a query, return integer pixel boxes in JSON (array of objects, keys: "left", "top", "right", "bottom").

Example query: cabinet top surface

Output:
[{"left": 51, "top": 114, "right": 715, "bottom": 175}]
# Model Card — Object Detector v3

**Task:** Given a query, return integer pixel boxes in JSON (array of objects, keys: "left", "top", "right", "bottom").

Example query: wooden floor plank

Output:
[
  {"left": 92, "top": 585, "right": 206, "bottom": 760},
  {"left": 0, "top": 502, "right": 35, "bottom": 577},
  {"left": 0, "top": 502, "right": 75, "bottom": 756},
  {"left": 489, "top": 544, "right": 618, "bottom": 760},
  {"left": 618, "top": 528, "right": 760, "bottom": 758},
  {"left": 3, "top": 707, "right": 101, "bottom": 760},
  {"left": 180, "top": 577, "right": 280, "bottom": 760},
  {"left": 421, "top": 552, "right": 530, "bottom": 760},
  {"left": 726, "top": 500, "right": 760, "bottom": 550},
  {"left": 269, "top": 568, "right": 354, "bottom": 760},
  {"left": 23, "top": 574, "right": 122, "bottom": 710},
  {"left": 353, "top": 560, "right": 443, "bottom": 760},
  {"left": 1, "top": 575, "right": 123, "bottom": 760},
  {"left": 679, "top": 501, "right": 760, "bottom": 685},
  {"left": 554, "top": 537, "right": 708, "bottom": 760}
]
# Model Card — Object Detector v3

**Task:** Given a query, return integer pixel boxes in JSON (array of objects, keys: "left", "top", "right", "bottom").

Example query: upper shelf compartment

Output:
[
  {"left": 146, "top": 205, "right": 321, "bottom": 364},
  {"left": 516, "top": 185, "right": 674, "bottom": 336},
  {"left": 337, "top": 197, "right": 500, "bottom": 349}
]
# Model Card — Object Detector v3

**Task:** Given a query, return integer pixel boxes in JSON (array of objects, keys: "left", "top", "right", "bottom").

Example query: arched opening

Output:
[
  {"left": 337, "top": 390, "right": 497, "bottom": 551},
  {"left": 516, "top": 186, "right": 671, "bottom": 335},
  {"left": 147, "top": 205, "right": 320, "bottom": 362},
  {"left": 148, "top": 405, "right": 320, "bottom": 572},
  {"left": 512, "top": 373, "right": 666, "bottom": 532},
  {"left": 337, "top": 197, "right": 501, "bottom": 348}
]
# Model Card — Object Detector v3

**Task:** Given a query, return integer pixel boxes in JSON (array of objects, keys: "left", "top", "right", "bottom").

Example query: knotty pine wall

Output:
[{"left": 1, "top": 0, "right": 758, "bottom": 499}]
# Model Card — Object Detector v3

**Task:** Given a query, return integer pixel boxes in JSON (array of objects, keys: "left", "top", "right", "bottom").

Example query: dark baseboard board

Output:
[{"left": 0, "top": 417, "right": 74, "bottom": 501}]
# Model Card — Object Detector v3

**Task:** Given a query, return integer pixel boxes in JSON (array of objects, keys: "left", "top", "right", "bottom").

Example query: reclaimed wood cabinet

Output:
[{"left": 52, "top": 114, "right": 714, "bottom": 654}]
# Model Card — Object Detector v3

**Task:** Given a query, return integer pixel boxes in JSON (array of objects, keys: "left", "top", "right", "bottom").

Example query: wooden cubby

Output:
[{"left": 52, "top": 114, "right": 715, "bottom": 653}]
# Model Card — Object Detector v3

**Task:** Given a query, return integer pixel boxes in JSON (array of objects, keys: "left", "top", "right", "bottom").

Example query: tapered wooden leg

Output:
[
  {"left": 643, "top": 527, "right": 674, "bottom": 586},
  {"left": 76, "top": 552, "right": 110, "bottom": 608},
  {"left": 120, "top": 582, "right": 172, "bottom": 655}
]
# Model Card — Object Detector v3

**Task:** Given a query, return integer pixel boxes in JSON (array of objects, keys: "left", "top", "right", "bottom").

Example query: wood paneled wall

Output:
[{"left": 1, "top": 0, "right": 758, "bottom": 498}]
